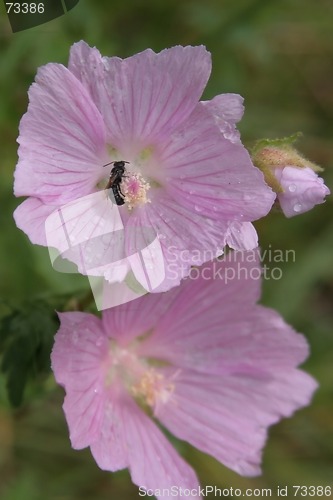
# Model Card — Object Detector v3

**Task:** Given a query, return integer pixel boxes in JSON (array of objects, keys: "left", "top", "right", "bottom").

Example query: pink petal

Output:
[
  {"left": 158, "top": 368, "right": 317, "bottom": 476},
  {"left": 91, "top": 390, "right": 201, "bottom": 499},
  {"left": 52, "top": 312, "right": 200, "bottom": 495},
  {"left": 125, "top": 196, "right": 227, "bottom": 292},
  {"left": 160, "top": 103, "right": 275, "bottom": 222},
  {"left": 139, "top": 254, "right": 309, "bottom": 373},
  {"left": 202, "top": 93, "right": 244, "bottom": 143},
  {"left": 120, "top": 209, "right": 253, "bottom": 301},
  {"left": 121, "top": 214, "right": 167, "bottom": 292},
  {"left": 225, "top": 221, "right": 258, "bottom": 250},
  {"left": 14, "top": 63, "right": 107, "bottom": 204},
  {"left": 275, "top": 166, "right": 330, "bottom": 217},
  {"left": 44, "top": 190, "right": 126, "bottom": 275},
  {"left": 101, "top": 288, "right": 178, "bottom": 345},
  {"left": 13, "top": 197, "right": 57, "bottom": 246},
  {"left": 69, "top": 41, "right": 211, "bottom": 148},
  {"left": 51, "top": 312, "right": 108, "bottom": 449}
]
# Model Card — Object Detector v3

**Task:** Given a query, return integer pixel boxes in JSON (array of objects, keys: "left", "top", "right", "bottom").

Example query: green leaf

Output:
[{"left": 0, "top": 301, "right": 59, "bottom": 407}]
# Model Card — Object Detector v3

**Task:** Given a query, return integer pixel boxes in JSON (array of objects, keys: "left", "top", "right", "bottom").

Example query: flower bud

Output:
[{"left": 252, "top": 135, "right": 330, "bottom": 217}]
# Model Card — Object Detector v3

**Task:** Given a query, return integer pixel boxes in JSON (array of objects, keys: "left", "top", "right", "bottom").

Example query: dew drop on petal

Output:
[
  {"left": 293, "top": 203, "right": 302, "bottom": 212},
  {"left": 288, "top": 184, "right": 297, "bottom": 192},
  {"left": 194, "top": 205, "right": 202, "bottom": 213}
]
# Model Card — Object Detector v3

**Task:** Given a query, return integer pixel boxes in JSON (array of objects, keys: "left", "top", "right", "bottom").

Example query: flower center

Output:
[
  {"left": 122, "top": 172, "right": 151, "bottom": 210},
  {"left": 106, "top": 341, "right": 175, "bottom": 413},
  {"left": 98, "top": 145, "right": 163, "bottom": 209},
  {"left": 98, "top": 164, "right": 152, "bottom": 210},
  {"left": 130, "top": 368, "right": 175, "bottom": 409}
]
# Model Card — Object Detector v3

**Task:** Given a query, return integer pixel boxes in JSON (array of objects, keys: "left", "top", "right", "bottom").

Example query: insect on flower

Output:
[
  {"left": 103, "top": 160, "right": 130, "bottom": 206},
  {"left": 13, "top": 42, "right": 276, "bottom": 291}
]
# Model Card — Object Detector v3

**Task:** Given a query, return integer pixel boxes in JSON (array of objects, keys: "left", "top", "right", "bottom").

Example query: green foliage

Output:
[{"left": 0, "top": 301, "right": 59, "bottom": 407}]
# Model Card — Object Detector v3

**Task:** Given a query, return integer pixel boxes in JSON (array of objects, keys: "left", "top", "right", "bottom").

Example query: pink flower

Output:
[
  {"left": 274, "top": 166, "right": 330, "bottom": 217},
  {"left": 14, "top": 42, "right": 274, "bottom": 291},
  {"left": 51, "top": 253, "right": 317, "bottom": 497}
]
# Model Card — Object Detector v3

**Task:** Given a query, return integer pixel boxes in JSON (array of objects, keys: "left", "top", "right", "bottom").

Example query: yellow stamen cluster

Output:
[
  {"left": 122, "top": 172, "right": 151, "bottom": 210},
  {"left": 130, "top": 368, "right": 174, "bottom": 408}
]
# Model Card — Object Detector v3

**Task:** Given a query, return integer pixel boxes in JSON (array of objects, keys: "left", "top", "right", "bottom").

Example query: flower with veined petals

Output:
[
  {"left": 51, "top": 253, "right": 317, "bottom": 498},
  {"left": 14, "top": 41, "right": 275, "bottom": 291}
]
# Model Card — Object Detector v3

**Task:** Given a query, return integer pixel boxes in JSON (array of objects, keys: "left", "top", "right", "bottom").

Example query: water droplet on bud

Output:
[
  {"left": 288, "top": 184, "right": 297, "bottom": 192},
  {"left": 293, "top": 203, "right": 302, "bottom": 212}
]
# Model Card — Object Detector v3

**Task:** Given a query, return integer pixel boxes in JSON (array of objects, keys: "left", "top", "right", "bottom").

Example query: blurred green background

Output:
[{"left": 0, "top": 0, "right": 332, "bottom": 498}]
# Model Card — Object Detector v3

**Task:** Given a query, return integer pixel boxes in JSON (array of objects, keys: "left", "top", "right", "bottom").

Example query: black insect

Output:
[{"left": 103, "top": 160, "right": 129, "bottom": 206}]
